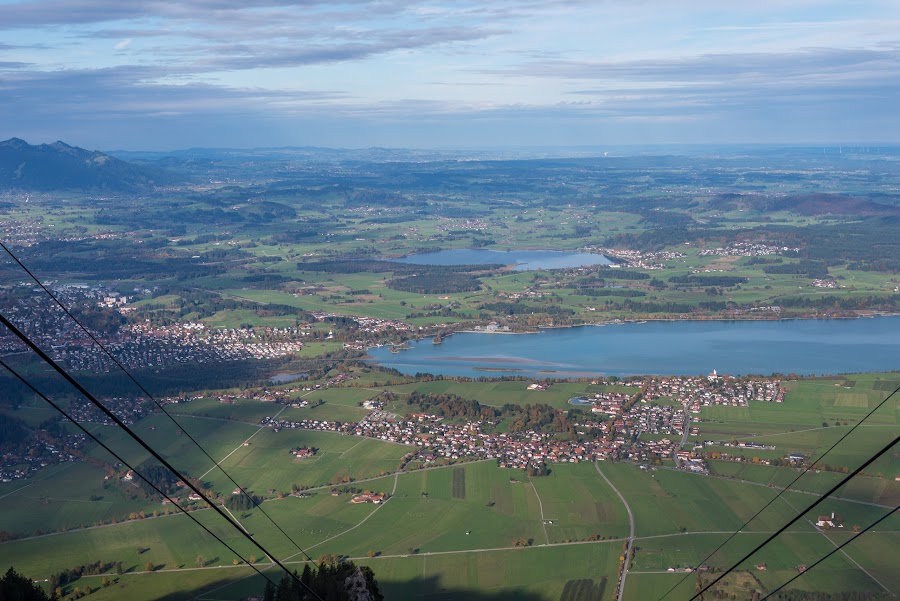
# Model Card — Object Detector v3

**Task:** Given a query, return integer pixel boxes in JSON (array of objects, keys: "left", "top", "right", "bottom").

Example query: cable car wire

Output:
[
  {"left": 0, "top": 357, "right": 281, "bottom": 590},
  {"left": 687, "top": 433, "right": 899, "bottom": 601},
  {"left": 758, "top": 503, "right": 899, "bottom": 600},
  {"left": 0, "top": 312, "right": 324, "bottom": 601},
  {"left": 655, "top": 384, "right": 899, "bottom": 601},
  {"left": 0, "top": 239, "right": 317, "bottom": 563}
]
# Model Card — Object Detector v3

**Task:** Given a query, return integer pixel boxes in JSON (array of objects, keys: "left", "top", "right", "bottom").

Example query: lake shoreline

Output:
[
  {"left": 444, "top": 311, "right": 900, "bottom": 337},
  {"left": 369, "top": 314, "right": 900, "bottom": 378}
]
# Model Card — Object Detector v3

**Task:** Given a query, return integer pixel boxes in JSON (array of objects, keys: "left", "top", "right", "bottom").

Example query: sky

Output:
[{"left": 1, "top": 0, "right": 899, "bottom": 150}]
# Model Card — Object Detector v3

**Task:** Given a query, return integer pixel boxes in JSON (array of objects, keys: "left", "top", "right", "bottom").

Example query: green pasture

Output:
[
  {"left": 707, "top": 461, "right": 900, "bottom": 506},
  {"left": 529, "top": 463, "right": 630, "bottom": 543},
  {"left": 165, "top": 397, "right": 276, "bottom": 424},
  {"left": 386, "top": 380, "right": 599, "bottom": 410},
  {"left": 0, "top": 461, "right": 161, "bottom": 537},
  {"left": 313, "top": 462, "right": 546, "bottom": 557},
  {"left": 280, "top": 402, "right": 370, "bottom": 424},
  {"left": 0, "top": 399, "right": 61, "bottom": 427},
  {"left": 84, "top": 414, "right": 260, "bottom": 486},
  {"left": 206, "top": 428, "right": 408, "bottom": 494},
  {"left": 599, "top": 463, "right": 804, "bottom": 537},
  {"left": 282, "top": 461, "right": 629, "bottom": 559},
  {"left": 628, "top": 530, "right": 894, "bottom": 595},
  {"left": 366, "top": 544, "right": 620, "bottom": 601},
  {"left": 623, "top": 572, "right": 695, "bottom": 601},
  {"left": 832, "top": 531, "right": 900, "bottom": 593},
  {"left": 71, "top": 541, "right": 623, "bottom": 601},
  {"left": 0, "top": 490, "right": 380, "bottom": 582}
]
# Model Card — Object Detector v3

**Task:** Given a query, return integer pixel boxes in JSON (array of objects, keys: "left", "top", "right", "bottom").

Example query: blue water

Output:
[
  {"left": 368, "top": 317, "right": 900, "bottom": 378},
  {"left": 391, "top": 249, "right": 611, "bottom": 271},
  {"left": 270, "top": 373, "right": 308, "bottom": 383}
]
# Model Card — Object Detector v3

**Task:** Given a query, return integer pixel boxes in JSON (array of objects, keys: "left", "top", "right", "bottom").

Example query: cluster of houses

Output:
[
  {"left": 496, "top": 290, "right": 548, "bottom": 302},
  {"left": 350, "top": 492, "right": 386, "bottom": 504},
  {"left": 256, "top": 374, "right": 795, "bottom": 475},
  {"left": 306, "top": 312, "right": 413, "bottom": 351},
  {"left": 811, "top": 279, "right": 838, "bottom": 288},
  {"left": 585, "top": 391, "right": 631, "bottom": 416},
  {"left": 642, "top": 376, "right": 785, "bottom": 412},
  {"left": 56, "top": 322, "right": 303, "bottom": 373},
  {"left": 65, "top": 396, "right": 153, "bottom": 426},
  {"left": 702, "top": 440, "right": 775, "bottom": 451},
  {"left": 262, "top": 393, "right": 691, "bottom": 471},
  {"left": 291, "top": 447, "right": 316, "bottom": 459},
  {"left": 674, "top": 450, "right": 709, "bottom": 473},
  {"left": 0, "top": 216, "right": 47, "bottom": 247},
  {"left": 0, "top": 286, "right": 310, "bottom": 372},
  {"left": 582, "top": 247, "right": 686, "bottom": 269},
  {"left": 0, "top": 286, "right": 96, "bottom": 356},
  {"left": 96, "top": 291, "right": 132, "bottom": 311},
  {"left": 0, "top": 211, "right": 130, "bottom": 248},
  {"left": 0, "top": 433, "right": 86, "bottom": 483},
  {"left": 698, "top": 243, "right": 800, "bottom": 257}
]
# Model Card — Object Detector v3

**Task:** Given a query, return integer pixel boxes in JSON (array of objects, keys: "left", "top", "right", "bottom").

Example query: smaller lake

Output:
[
  {"left": 391, "top": 249, "right": 611, "bottom": 271},
  {"left": 270, "top": 372, "right": 307, "bottom": 384}
]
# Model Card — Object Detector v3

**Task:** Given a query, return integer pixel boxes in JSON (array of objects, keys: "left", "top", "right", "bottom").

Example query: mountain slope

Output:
[{"left": 0, "top": 138, "right": 178, "bottom": 192}]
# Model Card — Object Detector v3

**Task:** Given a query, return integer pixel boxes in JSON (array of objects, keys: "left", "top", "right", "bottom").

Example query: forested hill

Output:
[{"left": 0, "top": 138, "right": 179, "bottom": 192}]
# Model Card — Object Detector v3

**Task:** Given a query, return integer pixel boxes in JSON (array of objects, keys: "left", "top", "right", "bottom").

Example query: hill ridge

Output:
[{"left": 0, "top": 137, "right": 179, "bottom": 192}]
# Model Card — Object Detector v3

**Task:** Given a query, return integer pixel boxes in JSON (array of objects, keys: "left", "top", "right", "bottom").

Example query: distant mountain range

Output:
[{"left": 0, "top": 138, "right": 178, "bottom": 192}]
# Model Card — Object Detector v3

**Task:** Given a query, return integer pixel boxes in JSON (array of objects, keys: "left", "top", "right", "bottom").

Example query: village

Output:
[
  {"left": 259, "top": 374, "right": 787, "bottom": 476},
  {"left": 0, "top": 286, "right": 424, "bottom": 369},
  {"left": 582, "top": 247, "right": 687, "bottom": 269},
  {"left": 697, "top": 242, "right": 801, "bottom": 257},
  {"left": 0, "top": 428, "right": 87, "bottom": 484},
  {"left": 0, "top": 287, "right": 308, "bottom": 370}
]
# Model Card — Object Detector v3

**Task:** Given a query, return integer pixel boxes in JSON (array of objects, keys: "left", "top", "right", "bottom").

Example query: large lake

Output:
[
  {"left": 368, "top": 317, "right": 900, "bottom": 378},
  {"left": 391, "top": 249, "right": 611, "bottom": 271}
]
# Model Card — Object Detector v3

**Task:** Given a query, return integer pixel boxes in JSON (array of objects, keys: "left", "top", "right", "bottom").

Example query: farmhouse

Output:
[
  {"left": 351, "top": 492, "right": 386, "bottom": 504},
  {"left": 816, "top": 513, "right": 842, "bottom": 528}
]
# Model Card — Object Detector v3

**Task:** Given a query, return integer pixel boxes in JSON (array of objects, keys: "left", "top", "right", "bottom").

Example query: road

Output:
[
  {"left": 529, "top": 477, "right": 551, "bottom": 545},
  {"left": 596, "top": 461, "right": 634, "bottom": 601}
]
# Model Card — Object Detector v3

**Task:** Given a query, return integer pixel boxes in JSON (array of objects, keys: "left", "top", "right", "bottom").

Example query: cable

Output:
[
  {"left": 655, "top": 383, "right": 900, "bottom": 601},
  {"left": 0, "top": 358, "right": 279, "bottom": 589},
  {"left": 0, "top": 239, "right": 317, "bottom": 563},
  {"left": 0, "top": 312, "right": 325, "bottom": 601},
  {"left": 759, "top": 504, "right": 899, "bottom": 600},
  {"left": 687, "top": 433, "right": 899, "bottom": 601}
]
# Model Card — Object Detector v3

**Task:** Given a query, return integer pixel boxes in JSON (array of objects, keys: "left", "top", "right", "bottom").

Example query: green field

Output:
[
  {"left": 206, "top": 428, "right": 410, "bottom": 494},
  {"left": 1, "top": 370, "right": 898, "bottom": 600}
]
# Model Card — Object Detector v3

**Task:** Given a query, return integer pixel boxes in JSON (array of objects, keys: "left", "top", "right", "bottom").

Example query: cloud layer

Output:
[{"left": 1, "top": 0, "right": 898, "bottom": 148}]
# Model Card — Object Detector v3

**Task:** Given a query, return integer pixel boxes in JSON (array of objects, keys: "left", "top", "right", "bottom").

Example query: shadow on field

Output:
[
  {"left": 145, "top": 574, "right": 577, "bottom": 601},
  {"left": 381, "top": 575, "right": 551, "bottom": 600}
]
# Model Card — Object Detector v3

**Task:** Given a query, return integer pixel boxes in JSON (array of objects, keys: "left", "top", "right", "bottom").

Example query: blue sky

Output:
[{"left": 1, "top": 0, "right": 898, "bottom": 149}]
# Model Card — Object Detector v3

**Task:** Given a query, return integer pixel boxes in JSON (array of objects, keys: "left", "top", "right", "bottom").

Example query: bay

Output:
[{"left": 368, "top": 316, "right": 900, "bottom": 378}]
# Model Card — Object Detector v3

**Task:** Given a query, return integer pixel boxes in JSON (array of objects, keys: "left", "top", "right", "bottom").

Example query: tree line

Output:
[{"left": 261, "top": 558, "right": 383, "bottom": 601}]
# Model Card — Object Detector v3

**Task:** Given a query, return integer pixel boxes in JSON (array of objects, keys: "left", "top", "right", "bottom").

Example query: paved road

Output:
[{"left": 596, "top": 461, "right": 634, "bottom": 601}]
